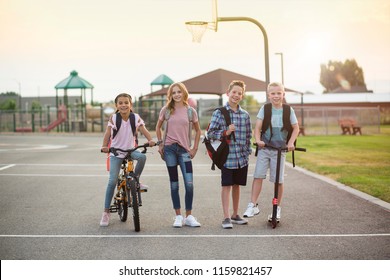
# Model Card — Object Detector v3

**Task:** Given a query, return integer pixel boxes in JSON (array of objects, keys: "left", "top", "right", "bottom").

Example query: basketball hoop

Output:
[{"left": 185, "top": 21, "right": 208, "bottom": 43}]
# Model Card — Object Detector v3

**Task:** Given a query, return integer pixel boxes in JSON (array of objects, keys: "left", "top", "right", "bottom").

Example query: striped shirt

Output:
[{"left": 207, "top": 103, "right": 252, "bottom": 169}]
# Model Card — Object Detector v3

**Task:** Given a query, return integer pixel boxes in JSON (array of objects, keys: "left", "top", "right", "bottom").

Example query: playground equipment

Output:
[{"left": 40, "top": 105, "right": 67, "bottom": 132}]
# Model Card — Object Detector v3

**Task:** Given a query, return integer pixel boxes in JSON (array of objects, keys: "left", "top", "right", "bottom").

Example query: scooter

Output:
[{"left": 255, "top": 143, "right": 306, "bottom": 228}]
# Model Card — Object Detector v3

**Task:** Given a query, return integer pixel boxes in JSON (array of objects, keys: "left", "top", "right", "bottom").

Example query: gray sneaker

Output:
[
  {"left": 231, "top": 215, "right": 248, "bottom": 225},
  {"left": 222, "top": 218, "right": 233, "bottom": 229}
]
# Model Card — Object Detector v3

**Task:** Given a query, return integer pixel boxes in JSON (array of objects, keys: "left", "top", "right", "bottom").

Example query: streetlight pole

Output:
[
  {"left": 16, "top": 81, "right": 21, "bottom": 111},
  {"left": 275, "top": 52, "right": 284, "bottom": 85}
]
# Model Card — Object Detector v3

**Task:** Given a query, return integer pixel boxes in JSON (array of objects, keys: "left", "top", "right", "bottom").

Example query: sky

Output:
[{"left": 1, "top": 0, "right": 390, "bottom": 103}]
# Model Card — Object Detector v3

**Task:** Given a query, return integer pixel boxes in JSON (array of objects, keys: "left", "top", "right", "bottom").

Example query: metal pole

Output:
[{"left": 218, "top": 16, "right": 270, "bottom": 88}]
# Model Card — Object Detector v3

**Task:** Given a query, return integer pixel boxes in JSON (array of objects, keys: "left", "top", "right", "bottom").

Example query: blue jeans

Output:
[
  {"left": 163, "top": 143, "right": 194, "bottom": 211},
  {"left": 104, "top": 150, "right": 146, "bottom": 209}
]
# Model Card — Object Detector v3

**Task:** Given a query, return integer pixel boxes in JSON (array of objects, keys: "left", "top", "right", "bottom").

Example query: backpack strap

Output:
[
  {"left": 112, "top": 112, "right": 136, "bottom": 139},
  {"left": 282, "top": 104, "right": 293, "bottom": 141},
  {"left": 281, "top": 104, "right": 296, "bottom": 167},
  {"left": 129, "top": 112, "right": 136, "bottom": 137},
  {"left": 261, "top": 103, "right": 272, "bottom": 142},
  {"left": 112, "top": 112, "right": 122, "bottom": 139},
  {"left": 218, "top": 106, "right": 236, "bottom": 142},
  {"left": 187, "top": 107, "right": 193, "bottom": 147}
]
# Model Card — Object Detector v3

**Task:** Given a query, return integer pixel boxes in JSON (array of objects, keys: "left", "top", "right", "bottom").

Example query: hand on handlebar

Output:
[{"left": 255, "top": 140, "right": 265, "bottom": 148}]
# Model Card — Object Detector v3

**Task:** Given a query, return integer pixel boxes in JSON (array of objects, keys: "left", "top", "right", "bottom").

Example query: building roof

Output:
[
  {"left": 55, "top": 70, "right": 94, "bottom": 89},
  {"left": 143, "top": 68, "right": 297, "bottom": 98},
  {"left": 150, "top": 74, "right": 174, "bottom": 86}
]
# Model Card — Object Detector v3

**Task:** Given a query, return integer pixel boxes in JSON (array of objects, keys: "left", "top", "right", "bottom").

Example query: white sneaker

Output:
[
  {"left": 100, "top": 212, "right": 110, "bottom": 227},
  {"left": 139, "top": 183, "right": 149, "bottom": 191},
  {"left": 268, "top": 206, "right": 281, "bottom": 221},
  {"left": 243, "top": 202, "right": 260, "bottom": 218},
  {"left": 184, "top": 215, "right": 201, "bottom": 227},
  {"left": 173, "top": 215, "right": 184, "bottom": 228}
]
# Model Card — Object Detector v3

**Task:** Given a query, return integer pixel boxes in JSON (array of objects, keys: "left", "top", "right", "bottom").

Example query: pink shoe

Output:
[
  {"left": 100, "top": 212, "right": 110, "bottom": 227},
  {"left": 139, "top": 183, "right": 149, "bottom": 191}
]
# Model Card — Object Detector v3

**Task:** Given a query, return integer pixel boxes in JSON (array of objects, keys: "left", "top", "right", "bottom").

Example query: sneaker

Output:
[
  {"left": 139, "top": 183, "right": 149, "bottom": 191},
  {"left": 268, "top": 206, "right": 281, "bottom": 222},
  {"left": 243, "top": 202, "right": 260, "bottom": 218},
  {"left": 231, "top": 215, "right": 248, "bottom": 225},
  {"left": 184, "top": 215, "right": 201, "bottom": 227},
  {"left": 222, "top": 218, "right": 233, "bottom": 229},
  {"left": 100, "top": 212, "right": 110, "bottom": 227},
  {"left": 173, "top": 215, "right": 184, "bottom": 228}
]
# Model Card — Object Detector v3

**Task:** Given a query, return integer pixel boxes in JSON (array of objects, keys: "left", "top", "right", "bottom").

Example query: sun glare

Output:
[{"left": 304, "top": 32, "right": 332, "bottom": 61}]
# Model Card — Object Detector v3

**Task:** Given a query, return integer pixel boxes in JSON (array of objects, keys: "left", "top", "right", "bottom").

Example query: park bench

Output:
[{"left": 338, "top": 118, "right": 362, "bottom": 135}]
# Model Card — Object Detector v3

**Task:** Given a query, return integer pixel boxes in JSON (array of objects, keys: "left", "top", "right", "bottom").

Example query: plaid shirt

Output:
[{"left": 207, "top": 103, "right": 252, "bottom": 169}]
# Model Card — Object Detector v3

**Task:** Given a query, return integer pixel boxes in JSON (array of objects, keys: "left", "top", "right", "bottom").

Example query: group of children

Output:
[{"left": 100, "top": 80, "right": 299, "bottom": 229}]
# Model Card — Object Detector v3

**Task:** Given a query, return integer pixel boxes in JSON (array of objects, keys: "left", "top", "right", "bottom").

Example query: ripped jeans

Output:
[{"left": 163, "top": 143, "right": 194, "bottom": 211}]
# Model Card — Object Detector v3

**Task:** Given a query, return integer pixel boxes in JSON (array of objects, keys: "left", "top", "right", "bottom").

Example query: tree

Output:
[
  {"left": 0, "top": 99, "right": 16, "bottom": 110},
  {"left": 320, "top": 59, "right": 367, "bottom": 93},
  {"left": 0, "top": 91, "right": 18, "bottom": 96}
]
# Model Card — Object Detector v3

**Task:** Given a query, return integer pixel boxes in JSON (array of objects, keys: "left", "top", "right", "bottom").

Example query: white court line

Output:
[
  {"left": 0, "top": 174, "right": 222, "bottom": 177},
  {"left": 0, "top": 163, "right": 255, "bottom": 167},
  {"left": 0, "top": 164, "right": 15, "bottom": 171},
  {"left": 0, "top": 233, "right": 389, "bottom": 238}
]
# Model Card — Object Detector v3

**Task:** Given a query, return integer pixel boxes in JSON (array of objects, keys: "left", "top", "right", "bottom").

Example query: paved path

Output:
[{"left": 0, "top": 134, "right": 389, "bottom": 260}]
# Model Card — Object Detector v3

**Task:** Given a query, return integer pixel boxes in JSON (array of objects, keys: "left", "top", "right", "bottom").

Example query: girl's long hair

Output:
[{"left": 166, "top": 82, "right": 189, "bottom": 114}]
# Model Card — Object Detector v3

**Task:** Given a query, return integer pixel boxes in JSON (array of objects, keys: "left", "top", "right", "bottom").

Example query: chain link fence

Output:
[{"left": 0, "top": 104, "right": 382, "bottom": 135}]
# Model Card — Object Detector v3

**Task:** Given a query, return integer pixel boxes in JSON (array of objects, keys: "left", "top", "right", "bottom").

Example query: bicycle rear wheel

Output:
[{"left": 128, "top": 179, "right": 140, "bottom": 232}]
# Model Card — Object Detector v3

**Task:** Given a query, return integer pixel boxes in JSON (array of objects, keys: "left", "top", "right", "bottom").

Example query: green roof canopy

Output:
[
  {"left": 150, "top": 74, "right": 174, "bottom": 86},
  {"left": 55, "top": 70, "right": 94, "bottom": 89}
]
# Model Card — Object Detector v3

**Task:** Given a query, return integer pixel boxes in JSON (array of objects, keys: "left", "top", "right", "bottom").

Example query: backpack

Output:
[
  {"left": 163, "top": 106, "right": 194, "bottom": 146},
  {"left": 261, "top": 103, "right": 293, "bottom": 143},
  {"left": 203, "top": 107, "right": 235, "bottom": 170},
  {"left": 260, "top": 103, "right": 297, "bottom": 167},
  {"left": 106, "top": 112, "right": 137, "bottom": 171}
]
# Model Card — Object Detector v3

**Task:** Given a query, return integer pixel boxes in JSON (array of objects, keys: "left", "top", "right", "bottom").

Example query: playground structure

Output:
[{"left": 40, "top": 105, "right": 67, "bottom": 132}]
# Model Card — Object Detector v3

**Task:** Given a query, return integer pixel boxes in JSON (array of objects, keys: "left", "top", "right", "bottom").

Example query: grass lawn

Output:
[{"left": 289, "top": 125, "right": 390, "bottom": 203}]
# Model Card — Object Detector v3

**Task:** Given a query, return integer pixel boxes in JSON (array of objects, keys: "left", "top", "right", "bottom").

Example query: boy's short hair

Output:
[
  {"left": 228, "top": 80, "right": 246, "bottom": 92},
  {"left": 267, "top": 82, "right": 285, "bottom": 93}
]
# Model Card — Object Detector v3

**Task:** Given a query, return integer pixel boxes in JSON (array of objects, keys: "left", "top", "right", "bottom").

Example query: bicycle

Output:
[
  {"left": 255, "top": 143, "right": 306, "bottom": 228},
  {"left": 105, "top": 141, "right": 160, "bottom": 232}
]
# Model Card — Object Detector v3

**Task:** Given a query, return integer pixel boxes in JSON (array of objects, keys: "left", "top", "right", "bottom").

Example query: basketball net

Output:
[{"left": 185, "top": 21, "right": 208, "bottom": 43}]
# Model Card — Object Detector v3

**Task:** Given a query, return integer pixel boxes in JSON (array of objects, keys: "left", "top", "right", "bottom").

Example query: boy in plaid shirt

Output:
[{"left": 207, "top": 80, "right": 252, "bottom": 229}]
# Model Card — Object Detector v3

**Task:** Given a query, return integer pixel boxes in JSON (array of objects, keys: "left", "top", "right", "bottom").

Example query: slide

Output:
[{"left": 40, "top": 105, "right": 67, "bottom": 132}]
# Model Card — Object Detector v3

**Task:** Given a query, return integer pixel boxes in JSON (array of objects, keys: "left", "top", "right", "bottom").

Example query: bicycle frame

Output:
[{"left": 107, "top": 141, "right": 160, "bottom": 232}]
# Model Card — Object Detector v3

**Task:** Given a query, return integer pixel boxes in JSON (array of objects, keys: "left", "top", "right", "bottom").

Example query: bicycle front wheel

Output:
[
  {"left": 118, "top": 189, "right": 128, "bottom": 222},
  {"left": 128, "top": 179, "right": 140, "bottom": 232}
]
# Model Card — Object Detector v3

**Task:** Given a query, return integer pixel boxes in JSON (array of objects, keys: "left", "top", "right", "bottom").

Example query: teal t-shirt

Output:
[{"left": 257, "top": 105, "right": 298, "bottom": 147}]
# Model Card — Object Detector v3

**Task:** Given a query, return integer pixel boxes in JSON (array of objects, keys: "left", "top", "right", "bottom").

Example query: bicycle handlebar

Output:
[{"left": 101, "top": 140, "right": 162, "bottom": 155}]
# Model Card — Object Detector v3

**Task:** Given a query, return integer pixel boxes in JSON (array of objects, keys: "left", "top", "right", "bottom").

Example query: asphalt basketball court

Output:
[{"left": 0, "top": 133, "right": 389, "bottom": 260}]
